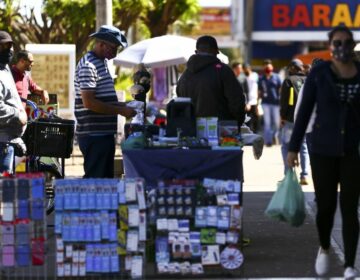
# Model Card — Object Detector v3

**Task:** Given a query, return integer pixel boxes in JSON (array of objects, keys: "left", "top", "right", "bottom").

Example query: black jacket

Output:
[
  {"left": 280, "top": 73, "right": 306, "bottom": 122},
  {"left": 176, "top": 54, "right": 245, "bottom": 124},
  {"left": 289, "top": 61, "right": 360, "bottom": 156}
]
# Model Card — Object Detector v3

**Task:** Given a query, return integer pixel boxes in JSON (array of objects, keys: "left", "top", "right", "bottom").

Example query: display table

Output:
[
  {"left": 123, "top": 148, "right": 245, "bottom": 278},
  {"left": 123, "top": 148, "right": 243, "bottom": 186}
]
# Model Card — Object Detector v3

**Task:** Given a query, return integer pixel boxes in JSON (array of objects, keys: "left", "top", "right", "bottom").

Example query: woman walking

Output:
[{"left": 287, "top": 25, "right": 360, "bottom": 279}]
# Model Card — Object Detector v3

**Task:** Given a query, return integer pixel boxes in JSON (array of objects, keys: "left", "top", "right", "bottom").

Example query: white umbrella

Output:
[{"left": 113, "top": 34, "right": 228, "bottom": 68}]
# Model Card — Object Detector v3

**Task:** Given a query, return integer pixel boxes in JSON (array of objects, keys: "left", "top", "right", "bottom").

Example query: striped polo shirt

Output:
[{"left": 74, "top": 51, "right": 118, "bottom": 136}]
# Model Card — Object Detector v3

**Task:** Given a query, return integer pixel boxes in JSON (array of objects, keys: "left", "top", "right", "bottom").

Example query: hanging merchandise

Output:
[
  {"left": 148, "top": 178, "right": 244, "bottom": 276},
  {"left": 220, "top": 246, "right": 244, "bottom": 270},
  {"left": 54, "top": 178, "right": 147, "bottom": 279},
  {"left": 0, "top": 175, "right": 47, "bottom": 270}
]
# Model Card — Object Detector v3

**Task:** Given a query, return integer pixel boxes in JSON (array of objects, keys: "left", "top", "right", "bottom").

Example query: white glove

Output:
[
  {"left": 129, "top": 84, "right": 145, "bottom": 99},
  {"left": 127, "top": 101, "right": 144, "bottom": 124}
]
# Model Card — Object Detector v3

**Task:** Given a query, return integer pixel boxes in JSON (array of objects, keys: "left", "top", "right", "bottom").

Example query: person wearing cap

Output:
[
  {"left": 176, "top": 35, "right": 245, "bottom": 125},
  {"left": 279, "top": 58, "right": 309, "bottom": 185},
  {"left": 11, "top": 50, "right": 50, "bottom": 108},
  {"left": 0, "top": 31, "right": 27, "bottom": 173},
  {"left": 74, "top": 25, "right": 136, "bottom": 178},
  {"left": 293, "top": 58, "right": 325, "bottom": 153}
]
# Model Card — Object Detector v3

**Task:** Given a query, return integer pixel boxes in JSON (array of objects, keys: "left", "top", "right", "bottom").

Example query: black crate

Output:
[{"left": 24, "top": 118, "right": 75, "bottom": 158}]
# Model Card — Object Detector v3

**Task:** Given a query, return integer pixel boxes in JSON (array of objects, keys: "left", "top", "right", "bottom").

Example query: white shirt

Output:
[{"left": 246, "top": 72, "right": 259, "bottom": 106}]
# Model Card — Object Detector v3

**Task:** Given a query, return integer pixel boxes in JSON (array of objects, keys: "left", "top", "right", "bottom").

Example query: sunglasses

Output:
[
  {"left": 332, "top": 39, "right": 354, "bottom": 47},
  {"left": 102, "top": 41, "right": 123, "bottom": 53}
]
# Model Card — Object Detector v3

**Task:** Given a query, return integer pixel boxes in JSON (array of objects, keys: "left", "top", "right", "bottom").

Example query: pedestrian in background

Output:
[
  {"left": 280, "top": 58, "right": 309, "bottom": 185},
  {"left": 287, "top": 25, "right": 360, "bottom": 279},
  {"left": 11, "top": 50, "right": 50, "bottom": 108},
  {"left": 176, "top": 35, "right": 245, "bottom": 125},
  {"left": 74, "top": 25, "right": 136, "bottom": 178},
  {"left": 258, "top": 59, "right": 282, "bottom": 146},
  {"left": 243, "top": 63, "right": 259, "bottom": 133},
  {"left": 0, "top": 31, "right": 27, "bottom": 173},
  {"left": 294, "top": 58, "right": 325, "bottom": 153},
  {"left": 232, "top": 61, "right": 249, "bottom": 101}
]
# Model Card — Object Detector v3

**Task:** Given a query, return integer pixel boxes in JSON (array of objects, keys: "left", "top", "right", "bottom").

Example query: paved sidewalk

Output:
[
  {"left": 63, "top": 144, "right": 357, "bottom": 278},
  {"left": 241, "top": 145, "right": 343, "bottom": 278}
]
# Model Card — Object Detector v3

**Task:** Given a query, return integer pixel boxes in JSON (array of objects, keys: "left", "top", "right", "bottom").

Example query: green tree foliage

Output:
[
  {"left": 113, "top": 0, "right": 200, "bottom": 39},
  {"left": 0, "top": 0, "right": 95, "bottom": 58},
  {"left": 143, "top": 0, "right": 200, "bottom": 37},
  {"left": 42, "top": 0, "right": 96, "bottom": 59},
  {"left": 113, "top": 0, "right": 149, "bottom": 33},
  {"left": 0, "top": 0, "right": 200, "bottom": 59},
  {"left": 0, "top": 0, "right": 27, "bottom": 50}
]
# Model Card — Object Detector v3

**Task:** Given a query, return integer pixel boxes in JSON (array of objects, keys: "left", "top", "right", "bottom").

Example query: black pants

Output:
[
  {"left": 310, "top": 153, "right": 360, "bottom": 268},
  {"left": 246, "top": 105, "right": 259, "bottom": 133},
  {"left": 78, "top": 135, "right": 115, "bottom": 178}
]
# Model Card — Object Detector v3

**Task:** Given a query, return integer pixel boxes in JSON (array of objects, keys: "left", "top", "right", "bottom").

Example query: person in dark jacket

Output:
[
  {"left": 258, "top": 59, "right": 282, "bottom": 146},
  {"left": 279, "top": 59, "right": 309, "bottom": 185},
  {"left": 287, "top": 26, "right": 360, "bottom": 279},
  {"left": 176, "top": 35, "right": 245, "bottom": 125}
]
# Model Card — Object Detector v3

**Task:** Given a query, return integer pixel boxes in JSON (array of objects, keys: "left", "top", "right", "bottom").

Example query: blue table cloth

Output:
[{"left": 122, "top": 148, "right": 243, "bottom": 186}]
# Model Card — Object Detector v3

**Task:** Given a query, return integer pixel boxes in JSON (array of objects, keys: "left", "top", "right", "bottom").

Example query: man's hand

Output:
[
  {"left": 81, "top": 90, "right": 136, "bottom": 118},
  {"left": 287, "top": 151, "right": 299, "bottom": 168},
  {"left": 245, "top": 104, "right": 251, "bottom": 111},
  {"left": 119, "top": 106, "right": 137, "bottom": 118},
  {"left": 18, "top": 109, "right": 28, "bottom": 126},
  {"left": 41, "top": 90, "right": 50, "bottom": 105}
]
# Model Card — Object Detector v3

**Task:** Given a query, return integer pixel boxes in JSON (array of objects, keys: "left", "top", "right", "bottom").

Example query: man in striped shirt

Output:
[{"left": 75, "top": 25, "right": 136, "bottom": 178}]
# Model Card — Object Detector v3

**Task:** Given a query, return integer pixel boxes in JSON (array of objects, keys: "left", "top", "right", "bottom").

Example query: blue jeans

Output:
[
  {"left": 280, "top": 121, "right": 309, "bottom": 178},
  {"left": 0, "top": 143, "right": 14, "bottom": 174},
  {"left": 78, "top": 135, "right": 115, "bottom": 178},
  {"left": 262, "top": 104, "right": 280, "bottom": 145}
]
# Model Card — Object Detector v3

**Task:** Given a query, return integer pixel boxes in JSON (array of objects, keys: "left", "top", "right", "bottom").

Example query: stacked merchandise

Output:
[
  {"left": 0, "top": 175, "right": 46, "bottom": 268},
  {"left": 118, "top": 178, "right": 147, "bottom": 279},
  {"left": 148, "top": 178, "right": 243, "bottom": 276},
  {"left": 54, "top": 178, "right": 146, "bottom": 279},
  {"left": 201, "top": 178, "right": 244, "bottom": 271}
]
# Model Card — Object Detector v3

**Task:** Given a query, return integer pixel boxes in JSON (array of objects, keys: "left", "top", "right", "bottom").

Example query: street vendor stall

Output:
[
  {"left": 122, "top": 147, "right": 245, "bottom": 278},
  {"left": 120, "top": 100, "right": 248, "bottom": 277}
]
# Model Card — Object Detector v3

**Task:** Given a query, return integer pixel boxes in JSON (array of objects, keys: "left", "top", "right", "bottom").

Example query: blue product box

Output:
[
  {"left": 101, "top": 244, "right": 110, "bottom": 273},
  {"left": 31, "top": 199, "right": 44, "bottom": 220},
  {"left": 17, "top": 200, "right": 29, "bottom": 219},
  {"left": 86, "top": 244, "right": 94, "bottom": 273},
  {"left": 16, "top": 223, "right": 30, "bottom": 245},
  {"left": 108, "top": 213, "right": 117, "bottom": 242},
  {"left": 31, "top": 178, "right": 44, "bottom": 199},
  {"left": 54, "top": 213, "right": 62, "bottom": 234},
  {"left": 17, "top": 179, "right": 30, "bottom": 200},
  {"left": 2, "top": 179, "right": 15, "bottom": 202},
  {"left": 110, "top": 244, "right": 119, "bottom": 272},
  {"left": 93, "top": 245, "right": 102, "bottom": 273},
  {"left": 16, "top": 245, "right": 30, "bottom": 266}
]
